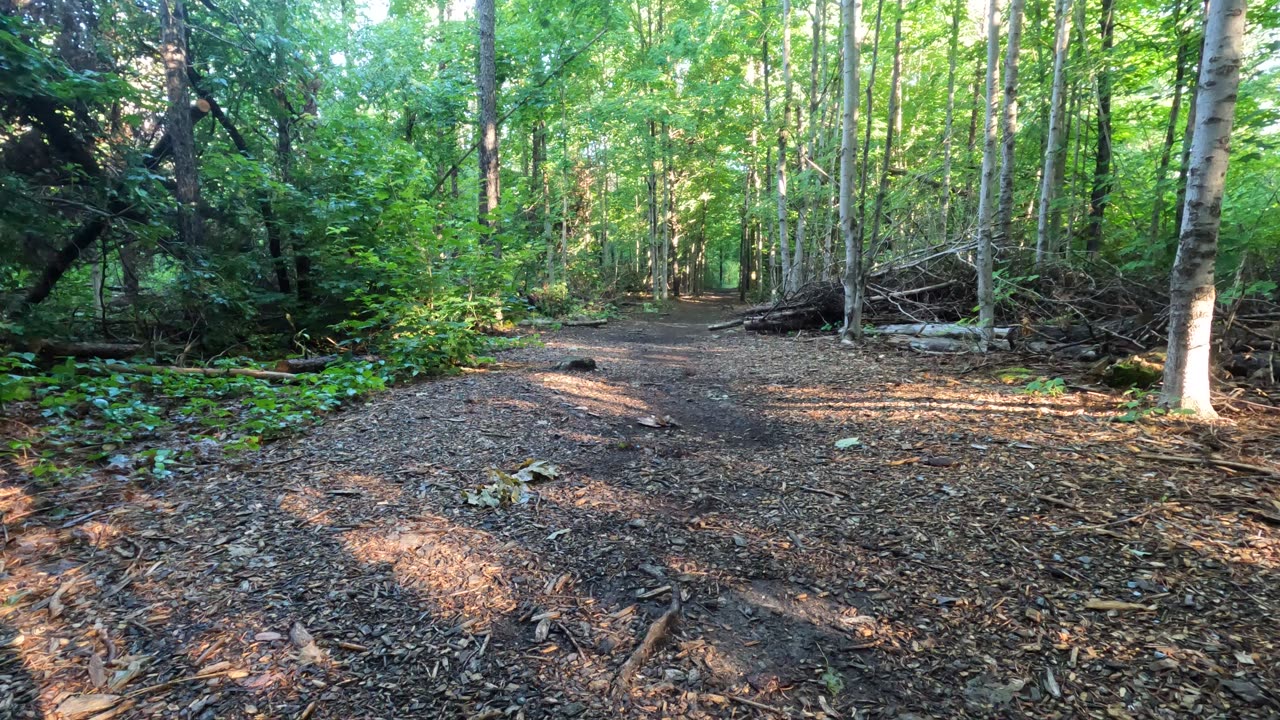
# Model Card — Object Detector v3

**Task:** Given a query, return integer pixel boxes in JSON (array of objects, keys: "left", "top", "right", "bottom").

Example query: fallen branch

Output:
[
  {"left": 30, "top": 340, "right": 143, "bottom": 360},
  {"left": 273, "top": 355, "right": 378, "bottom": 373},
  {"left": 707, "top": 318, "right": 745, "bottom": 331},
  {"left": 83, "top": 364, "right": 297, "bottom": 382},
  {"left": 613, "top": 590, "right": 682, "bottom": 695},
  {"left": 1135, "top": 452, "right": 1277, "bottom": 477}
]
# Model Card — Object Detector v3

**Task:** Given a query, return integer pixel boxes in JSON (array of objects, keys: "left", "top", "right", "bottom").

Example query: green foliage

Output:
[
  {"left": 1114, "top": 387, "right": 1162, "bottom": 423},
  {"left": 1, "top": 354, "right": 389, "bottom": 482},
  {"left": 1020, "top": 377, "right": 1066, "bottom": 397}
]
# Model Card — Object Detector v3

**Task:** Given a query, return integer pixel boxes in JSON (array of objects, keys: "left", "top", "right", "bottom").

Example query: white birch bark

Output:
[
  {"left": 1035, "top": 0, "right": 1071, "bottom": 264},
  {"left": 1162, "top": 0, "right": 1246, "bottom": 418}
]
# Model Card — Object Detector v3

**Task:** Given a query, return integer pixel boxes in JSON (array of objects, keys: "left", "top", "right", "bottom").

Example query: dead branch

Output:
[{"left": 613, "top": 591, "right": 682, "bottom": 695}]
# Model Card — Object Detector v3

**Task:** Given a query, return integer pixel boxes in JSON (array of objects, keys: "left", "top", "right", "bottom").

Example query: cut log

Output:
[
  {"left": 31, "top": 340, "right": 143, "bottom": 360},
  {"left": 875, "top": 323, "right": 1012, "bottom": 339},
  {"left": 83, "top": 364, "right": 297, "bottom": 381},
  {"left": 744, "top": 308, "right": 829, "bottom": 333},
  {"left": 273, "top": 355, "right": 378, "bottom": 373},
  {"left": 707, "top": 318, "right": 745, "bottom": 331}
]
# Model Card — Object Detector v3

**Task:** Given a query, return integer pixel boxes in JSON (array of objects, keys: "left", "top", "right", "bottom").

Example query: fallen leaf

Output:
[
  {"left": 534, "top": 618, "right": 551, "bottom": 643},
  {"left": 56, "top": 694, "right": 120, "bottom": 718},
  {"left": 254, "top": 631, "right": 283, "bottom": 642},
  {"left": 297, "top": 642, "right": 325, "bottom": 666},
  {"left": 834, "top": 437, "right": 862, "bottom": 449},
  {"left": 546, "top": 528, "right": 570, "bottom": 540},
  {"left": 1234, "top": 651, "right": 1256, "bottom": 665}
]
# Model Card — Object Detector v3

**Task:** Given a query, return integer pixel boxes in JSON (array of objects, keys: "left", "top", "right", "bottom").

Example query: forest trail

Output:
[{"left": 7, "top": 300, "right": 1280, "bottom": 719}]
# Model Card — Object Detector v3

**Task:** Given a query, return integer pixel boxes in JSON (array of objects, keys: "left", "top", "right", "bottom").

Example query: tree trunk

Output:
[
  {"left": 838, "top": 0, "right": 862, "bottom": 343},
  {"left": 1174, "top": 17, "right": 1205, "bottom": 241},
  {"left": 161, "top": 0, "right": 203, "bottom": 249},
  {"left": 476, "top": 0, "right": 499, "bottom": 249},
  {"left": 868, "top": 0, "right": 902, "bottom": 260},
  {"left": 1149, "top": 0, "right": 1189, "bottom": 245},
  {"left": 940, "top": 0, "right": 961, "bottom": 238},
  {"left": 975, "top": 0, "right": 1003, "bottom": 351},
  {"left": 777, "top": 0, "right": 794, "bottom": 294},
  {"left": 1035, "top": 0, "right": 1072, "bottom": 264},
  {"left": 1162, "top": 0, "right": 1245, "bottom": 419},
  {"left": 858, "top": 0, "right": 886, "bottom": 242},
  {"left": 1083, "top": 0, "right": 1113, "bottom": 256},
  {"left": 996, "top": 0, "right": 1026, "bottom": 247}
]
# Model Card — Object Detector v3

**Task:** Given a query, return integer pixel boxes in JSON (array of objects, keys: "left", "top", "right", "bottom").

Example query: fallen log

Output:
[
  {"left": 875, "top": 323, "right": 1013, "bottom": 340},
  {"left": 83, "top": 364, "right": 297, "bottom": 381},
  {"left": 885, "top": 335, "right": 1012, "bottom": 353},
  {"left": 744, "top": 307, "right": 828, "bottom": 333},
  {"left": 30, "top": 340, "right": 143, "bottom": 360},
  {"left": 519, "top": 317, "right": 608, "bottom": 328},
  {"left": 273, "top": 355, "right": 378, "bottom": 373},
  {"left": 707, "top": 318, "right": 745, "bottom": 331}
]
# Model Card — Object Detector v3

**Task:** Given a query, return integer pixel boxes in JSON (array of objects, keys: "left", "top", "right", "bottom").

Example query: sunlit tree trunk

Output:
[
  {"left": 996, "top": 0, "right": 1025, "bottom": 247},
  {"left": 940, "top": 0, "right": 961, "bottom": 238},
  {"left": 858, "top": 0, "right": 886, "bottom": 240},
  {"left": 839, "top": 0, "right": 862, "bottom": 343},
  {"left": 1162, "top": 0, "right": 1245, "bottom": 419},
  {"left": 1083, "top": 0, "right": 1113, "bottom": 256},
  {"left": 777, "top": 0, "right": 794, "bottom": 294},
  {"left": 1035, "top": 0, "right": 1071, "bottom": 264},
  {"left": 975, "top": 0, "right": 1002, "bottom": 351},
  {"left": 868, "top": 0, "right": 902, "bottom": 260}
]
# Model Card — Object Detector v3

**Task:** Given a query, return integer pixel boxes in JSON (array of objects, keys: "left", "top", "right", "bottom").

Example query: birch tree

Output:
[
  {"left": 996, "top": 0, "right": 1026, "bottom": 246},
  {"left": 1162, "top": 0, "right": 1246, "bottom": 418},
  {"left": 1035, "top": 0, "right": 1072, "bottom": 264}
]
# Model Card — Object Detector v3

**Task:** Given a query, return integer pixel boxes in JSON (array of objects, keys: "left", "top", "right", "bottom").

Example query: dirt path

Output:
[{"left": 4, "top": 297, "right": 1280, "bottom": 719}]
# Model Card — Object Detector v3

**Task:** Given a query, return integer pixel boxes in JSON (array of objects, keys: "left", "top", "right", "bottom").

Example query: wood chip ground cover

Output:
[{"left": 2, "top": 295, "right": 1279, "bottom": 719}]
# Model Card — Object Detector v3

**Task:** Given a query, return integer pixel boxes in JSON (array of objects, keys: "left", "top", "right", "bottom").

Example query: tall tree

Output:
[
  {"left": 1148, "top": 0, "right": 1189, "bottom": 244},
  {"left": 996, "top": 0, "right": 1026, "bottom": 246},
  {"left": 1162, "top": 0, "right": 1246, "bottom": 418},
  {"left": 1083, "top": 0, "right": 1113, "bottom": 256},
  {"left": 1035, "top": 0, "right": 1072, "bottom": 264},
  {"left": 161, "top": 0, "right": 202, "bottom": 249},
  {"left": 975, "top": 0, "right": 1002, "bottom": 350},
  {"left": 777, "top": 0, "right": 795, "bottom": 294},
  {"left": 940, "top": 0, "right": 961, "bottom": 237},
  {"left": 839, "top": 0, "right": 862, "bottom": 343},
  {"left": 476, "top": 0, "right": 499, "bottom": 245},
  {"left": 868, "top": 0, "right": 902, "bottom": 259}
]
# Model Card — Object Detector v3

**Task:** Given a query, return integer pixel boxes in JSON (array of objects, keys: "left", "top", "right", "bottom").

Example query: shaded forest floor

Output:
[{"left": 4, "top": 294, "right": 1280, "bottom": 719}]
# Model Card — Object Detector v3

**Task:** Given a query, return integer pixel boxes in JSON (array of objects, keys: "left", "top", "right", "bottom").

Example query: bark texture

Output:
[
  {"left": 476, "top": 0, "right": 499, "bottom": 246},
  {"left": 1035, "top": 0, "right": 1072, "bottom": 264},
  {"left": 839, "top": 0, "right": 862, "bottom": 342},
  {"left": 975, "top": 0, "right": 1003, "bottom": 350},
  {"left": 1161, "top": 0, "right": 1246, "bottom": 418}
]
